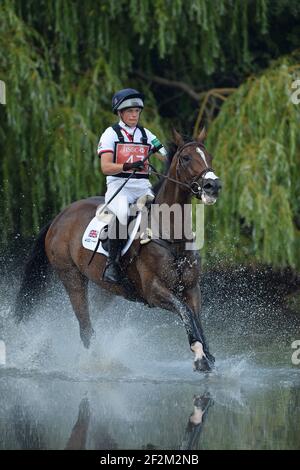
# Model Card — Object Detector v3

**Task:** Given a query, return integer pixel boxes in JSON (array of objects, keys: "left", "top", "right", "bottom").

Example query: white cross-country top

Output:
[{"left": 97, "top": 119, "right": 157, "bottom": 184}]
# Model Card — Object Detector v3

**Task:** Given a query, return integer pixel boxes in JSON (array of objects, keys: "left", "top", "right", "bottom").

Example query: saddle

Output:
[{"left": 82, "top": 194, "right": 154, "bottom": 257}]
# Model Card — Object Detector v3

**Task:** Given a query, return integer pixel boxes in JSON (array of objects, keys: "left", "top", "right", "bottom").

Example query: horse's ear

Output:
[
  {"left": 197, "top": 127, "right": 207, "bottom": 143},
  {"left": 172, "top": 129, "right": 184, "bottom": 148}
]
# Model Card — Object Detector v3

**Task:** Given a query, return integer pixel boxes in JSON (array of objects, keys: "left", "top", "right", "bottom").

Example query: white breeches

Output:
[{"left": 105, "top": 179, "right": 154, "bottom": 225}]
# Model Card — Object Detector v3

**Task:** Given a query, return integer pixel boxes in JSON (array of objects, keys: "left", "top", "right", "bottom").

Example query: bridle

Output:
[
  {"left": 145, "top": 141, "right": 216, "bottom": 252},
  {"left": 150, "top": 141, "right": 214, "bottom": 197}
]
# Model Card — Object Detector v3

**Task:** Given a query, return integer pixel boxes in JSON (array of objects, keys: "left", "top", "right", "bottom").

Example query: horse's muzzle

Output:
[
  {"left": 196, "top": 178, "right": 222, "bottom": 204},
  {"left": 203, "top": 178, "right": 222, "bottom": 197}
]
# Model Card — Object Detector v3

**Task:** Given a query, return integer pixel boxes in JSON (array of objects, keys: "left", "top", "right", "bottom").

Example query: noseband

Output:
[
  {"left": 189, "top": 168, "right": 214, "bottom": 195},
  {"left": 150, "top": 141, "right": 214, "bottom": 197}
]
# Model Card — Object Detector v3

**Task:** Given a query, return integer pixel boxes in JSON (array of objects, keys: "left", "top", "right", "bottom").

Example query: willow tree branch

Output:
[
  {"left": 134, "top": 71, "right": 236, "bottom": 104},
  {"left": 193, "top": 88, "right": 237, "bottom": 137},
  {"left": 134, "top": 71, "right": 201, "bottom": 101}
]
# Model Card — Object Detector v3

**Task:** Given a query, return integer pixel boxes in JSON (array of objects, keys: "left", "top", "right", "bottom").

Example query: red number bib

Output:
[{"left": 114, "top": 142, "right": 150, "bottom": 174}]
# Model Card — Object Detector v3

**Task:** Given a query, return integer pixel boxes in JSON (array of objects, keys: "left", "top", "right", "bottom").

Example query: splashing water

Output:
[{"left": 0, "top": 266, "right": 300, "bottom": 449}]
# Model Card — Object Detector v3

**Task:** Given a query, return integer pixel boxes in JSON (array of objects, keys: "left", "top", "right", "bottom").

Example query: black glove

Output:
[{"left": 123, "top": 160, "right": 145, "bottom": 171}]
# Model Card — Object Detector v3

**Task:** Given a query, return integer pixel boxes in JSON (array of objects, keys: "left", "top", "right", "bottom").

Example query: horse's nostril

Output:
[{"left": 203, "top": 179, "right": 222, "bottom": 196}]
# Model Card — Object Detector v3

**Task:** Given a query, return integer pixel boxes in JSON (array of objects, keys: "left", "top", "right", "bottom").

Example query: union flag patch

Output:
[{"left": 88, "top": 229, "right": 98, "bottom": 238}]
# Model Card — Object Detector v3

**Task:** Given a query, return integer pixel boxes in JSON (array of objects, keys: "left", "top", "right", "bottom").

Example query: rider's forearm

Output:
[{"left": 100, "top": 162, "right": 125, "bottom": 175}]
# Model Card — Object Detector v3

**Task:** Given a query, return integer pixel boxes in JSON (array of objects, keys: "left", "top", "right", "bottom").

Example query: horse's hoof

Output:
[
  {"left": 193, "top": 355, "right": 213, "bottom": 373},
  {"left": 80, "top": 327, "right": 95, "bottom": 349},
  {"left": 194, "top": 393, "right": 212, "bottom": 410}
]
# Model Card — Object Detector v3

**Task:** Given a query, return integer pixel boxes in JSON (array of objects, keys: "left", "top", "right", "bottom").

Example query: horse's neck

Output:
[
  {"left": 155, "top": 167, "right": 191, "bottom": 206},
  {"left": 154, "top": 167, "right": 193, "bottom": 242}
]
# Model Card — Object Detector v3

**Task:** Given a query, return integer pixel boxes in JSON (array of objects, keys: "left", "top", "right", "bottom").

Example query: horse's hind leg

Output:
[{"left": 57, "top": 267, "right": 94, "bottom": 348}]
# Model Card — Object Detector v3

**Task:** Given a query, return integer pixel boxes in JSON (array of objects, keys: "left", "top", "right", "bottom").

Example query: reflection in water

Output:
[
  {"left": 0, "top": 371, "right": 299, "bottom": 450},
  {"left": 180, "top": 393, "right": 213, "bottom": 450},
  {"left": 65, "top": 398, "right": 90, "bottom": 450},
  {"left": 65, "top": 393, "right": 213, "bottom": 450},
  {"left": 65, "top": 397, "right": 118, "bottom": 450},
  {"left": 12, "top": 404, "right": 46, "bottom": 450},
  {"left": 8, "top": 393, "right": 213, "bottom": 450}
]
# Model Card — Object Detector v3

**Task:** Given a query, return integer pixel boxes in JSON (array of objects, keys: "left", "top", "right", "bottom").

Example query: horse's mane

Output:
[{"left": 152, "top": 135, "right": 193, "bottom": 195}]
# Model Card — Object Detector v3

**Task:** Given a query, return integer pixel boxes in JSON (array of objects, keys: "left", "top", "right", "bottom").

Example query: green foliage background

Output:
[
  {"left": 206, "top": 53, "right": 300, "bottom": 270},
  {"left": 0, "top": 0, "right": 300, "bottom": 270}
]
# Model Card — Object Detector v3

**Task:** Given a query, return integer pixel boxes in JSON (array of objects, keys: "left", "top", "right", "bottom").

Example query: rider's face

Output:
[{"left": 119, "top": 108, "right": 141, "bottom": 127}]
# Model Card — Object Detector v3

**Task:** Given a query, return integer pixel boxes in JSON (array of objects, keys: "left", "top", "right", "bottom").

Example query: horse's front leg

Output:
[
  {"left": 184, "top": 286, "right": 215, "bottom": 372},
  {"left": 144, "top": 277, "right": 213, "bottom": 372}
]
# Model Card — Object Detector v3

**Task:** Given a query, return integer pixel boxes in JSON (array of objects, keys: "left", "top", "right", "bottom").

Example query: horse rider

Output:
[{"left": 97, "top": 88, "right": 166, "bottom": 284}]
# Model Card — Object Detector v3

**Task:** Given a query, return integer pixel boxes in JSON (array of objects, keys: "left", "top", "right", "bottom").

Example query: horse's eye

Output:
[{"left": 181, "top": 154, "right": 191, "bottom": 162}]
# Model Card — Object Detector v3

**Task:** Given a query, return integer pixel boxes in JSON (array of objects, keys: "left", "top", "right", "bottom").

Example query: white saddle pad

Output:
[{"left": 82, "top": 208, "right": 142, "bottom": 257}]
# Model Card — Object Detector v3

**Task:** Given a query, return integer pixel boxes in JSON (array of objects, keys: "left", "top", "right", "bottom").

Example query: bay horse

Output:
[{"left": 15, "top": 130, "right": 221, "bottom": 372}]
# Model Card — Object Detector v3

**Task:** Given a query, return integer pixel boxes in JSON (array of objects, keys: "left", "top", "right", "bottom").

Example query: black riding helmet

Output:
[{"left": 112, "top": 88, "right": 145, "bottom": 114}]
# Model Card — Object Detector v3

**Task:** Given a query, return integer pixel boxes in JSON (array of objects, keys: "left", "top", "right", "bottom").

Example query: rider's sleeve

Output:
[
  {"left": 145, "top": 128, "right": 158, "bottom": 150},
  {"left": 97, "top": 127, "right": 116, "bottom": 157},
  {"left": 145, "top": 128, "right": 167, "bottom": 157}
]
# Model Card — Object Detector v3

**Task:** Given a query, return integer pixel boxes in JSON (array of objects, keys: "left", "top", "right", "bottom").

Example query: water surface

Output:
[{"left": 0, "top": 270, "right": 299, "bottom": 449}]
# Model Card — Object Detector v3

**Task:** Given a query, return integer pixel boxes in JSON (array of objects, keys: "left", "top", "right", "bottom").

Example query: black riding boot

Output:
[{"left": 102, "top": 238, "right": 123, "bottom": 283}]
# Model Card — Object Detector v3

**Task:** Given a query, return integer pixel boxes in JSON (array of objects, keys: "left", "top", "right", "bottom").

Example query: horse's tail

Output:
[{"left": 14, "top": 221, "right": 52, "bottom": 322}]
